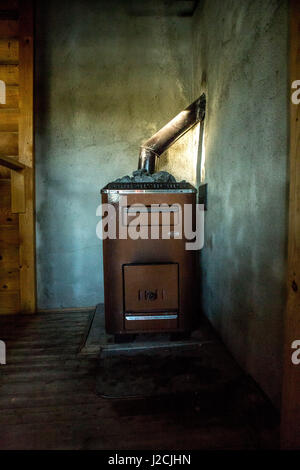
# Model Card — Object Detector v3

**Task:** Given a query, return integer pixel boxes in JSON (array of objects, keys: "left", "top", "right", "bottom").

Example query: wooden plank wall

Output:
[
  {"left": 281, "top": 0, "right": 300, "bottom": 449},
  {"left": 0, "top": 0, "right": 35, "bottom": 314}
]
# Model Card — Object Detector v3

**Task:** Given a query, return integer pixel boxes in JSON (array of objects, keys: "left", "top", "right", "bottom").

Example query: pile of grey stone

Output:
[{"left": 114, "top": 169, "right": 180, "bottom": 184}]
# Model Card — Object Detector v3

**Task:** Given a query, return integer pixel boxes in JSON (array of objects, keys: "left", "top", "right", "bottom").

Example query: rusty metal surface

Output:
[
  {"left": 102, "top": 191, "right": 197, "bottom": 335},
  {"left": 123, "top": 263, "right": 179, "bottom": 312}
]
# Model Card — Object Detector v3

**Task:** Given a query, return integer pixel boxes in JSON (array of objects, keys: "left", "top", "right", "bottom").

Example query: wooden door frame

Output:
[
  {"left": 281, "top": 0, "right": 300, "bottom": 449},
  {"left": 18, "top": 0, "right": 36, "bottom": 313}
]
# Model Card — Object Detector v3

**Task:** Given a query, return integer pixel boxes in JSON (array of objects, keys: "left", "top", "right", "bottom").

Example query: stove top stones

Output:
[
  {"left": 115, "top": 169, "right": 178, "bottom": 184},
  {"left": 101, "top": 181, "right": 196, "bottom": 193},
  {"left": 101, "top": 169, "right": 196, "bottom": 193}
]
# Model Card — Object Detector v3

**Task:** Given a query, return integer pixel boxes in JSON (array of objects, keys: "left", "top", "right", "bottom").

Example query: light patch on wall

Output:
[
  {"left": 0, "top": 80, "right": 5, "bottom": 104},
  {"left": 192, "top": 122, "right": 201, "bottom": 179},
  {"left": 161, "top": 124, "right": 201, "bottom": 185},
  {"left": 0, "top": 340, "right": 6, "bottom": 365},
  {"left": 200, "top": 128, "right": 206, "bottom": 182}
]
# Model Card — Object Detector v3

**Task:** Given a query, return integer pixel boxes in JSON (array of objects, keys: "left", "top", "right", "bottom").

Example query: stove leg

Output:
[
  {"left": 114, "top": 334, "right": 136, "bottom": 344},
  {"left": 170, "top": 331, "right": 191, "bottom": 341}
]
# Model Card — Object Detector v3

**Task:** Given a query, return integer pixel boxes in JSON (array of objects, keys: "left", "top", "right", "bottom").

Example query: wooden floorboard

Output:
[{"left": 0, "top": 311, "right": 279, "bottom": 450}]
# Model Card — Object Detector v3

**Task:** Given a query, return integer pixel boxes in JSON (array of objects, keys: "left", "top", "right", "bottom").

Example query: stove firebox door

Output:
[{"left": 123, "top": 263, "right": 178, "bottom": 313}]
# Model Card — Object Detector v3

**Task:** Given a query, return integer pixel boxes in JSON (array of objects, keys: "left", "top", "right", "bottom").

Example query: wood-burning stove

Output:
[
  {"left": 100, "top": 95, "right": 205, "bottom": 337},
  {"left": 101, "top": 181, "right": 197, "bottom": 336}
]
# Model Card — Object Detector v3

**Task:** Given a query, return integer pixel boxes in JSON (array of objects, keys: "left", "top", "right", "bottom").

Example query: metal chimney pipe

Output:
[{"left": 138, "top": 94, "right": 206, "bottom": 173}]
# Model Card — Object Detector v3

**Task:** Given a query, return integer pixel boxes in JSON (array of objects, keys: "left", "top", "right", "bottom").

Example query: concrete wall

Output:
[
  {"left": 192, "top": 0, "right": 288, "bottom": 406},
  {"left": 35, "top": 0, "right": 194, "bottom": 309}
]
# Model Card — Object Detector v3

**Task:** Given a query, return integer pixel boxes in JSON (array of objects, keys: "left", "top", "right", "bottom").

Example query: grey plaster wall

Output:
[
  {"left": 192, "top": 0, "right": 288, "bottom": 406},
  {"left": 35, "top": 0, "right": 193, "bottom": 309}
]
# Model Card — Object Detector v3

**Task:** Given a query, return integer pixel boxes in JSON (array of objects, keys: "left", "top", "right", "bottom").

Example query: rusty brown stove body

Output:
[{"left": 101, "top": 182, "right": 197, "bottom": 335}]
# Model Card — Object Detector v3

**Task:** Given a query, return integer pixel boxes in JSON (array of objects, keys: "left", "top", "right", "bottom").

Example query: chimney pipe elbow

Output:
[{"left": 138, "top": 94, "right": 206, "bottom": 173}]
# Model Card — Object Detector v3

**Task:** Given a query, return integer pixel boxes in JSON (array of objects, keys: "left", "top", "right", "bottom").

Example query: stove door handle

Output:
[{"left": 125, "top": 314, "right": 178, "bottom": 321}]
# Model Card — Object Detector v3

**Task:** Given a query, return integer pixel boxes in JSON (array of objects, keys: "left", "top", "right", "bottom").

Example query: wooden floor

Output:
[{"left": 0, "top": 311, "right": 279, "bottom": 450}]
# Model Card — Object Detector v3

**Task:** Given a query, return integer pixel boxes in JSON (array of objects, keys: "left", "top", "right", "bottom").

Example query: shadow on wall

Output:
[{"left": 192, "top": 0, "right": 288, "bottom": 407}]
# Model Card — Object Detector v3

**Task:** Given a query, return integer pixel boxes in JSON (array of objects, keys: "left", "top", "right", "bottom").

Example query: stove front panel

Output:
[
  {"left": 102, "top": 191, "right": 197, "bottom": 334},
  {"left": 123, "top": 263, "right": 178, "bottom": 313}
]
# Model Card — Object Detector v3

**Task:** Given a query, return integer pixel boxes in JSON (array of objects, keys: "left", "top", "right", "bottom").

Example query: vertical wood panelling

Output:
[
  {"left": 0, "top": 110, "right": 19, "bottom": 132},
  {"left": 0, "top": 20, "right": 18, "bottom": 38},
  {"left": 0, "top": 0, "right": 35, "bottom": 314},
  {"left": 0, "top": 84, "right": 18, "bottom": 108},
  {"left": 0, "top": 180, "right": 18, "bottom": 225},
  {"left": 0, "top": 178, "right": 19, "bottom": 314},
  {"left": 0, "top": 64, "right": 19, "bottom": 84},
  {"left": 0, "top": 0, "right": 20, "bottom": 314},
  {"left": 0, "top": 1, "right": 19, "bottom": 10},
  {"left": 281, "top": 0, "right": 300, "bottom": 449},
  {"left": 0, "top": 39, "right": 19, "bottom": 63},
  {"left": 0, "top": 131, "right": 18, "bottom": 154}
]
